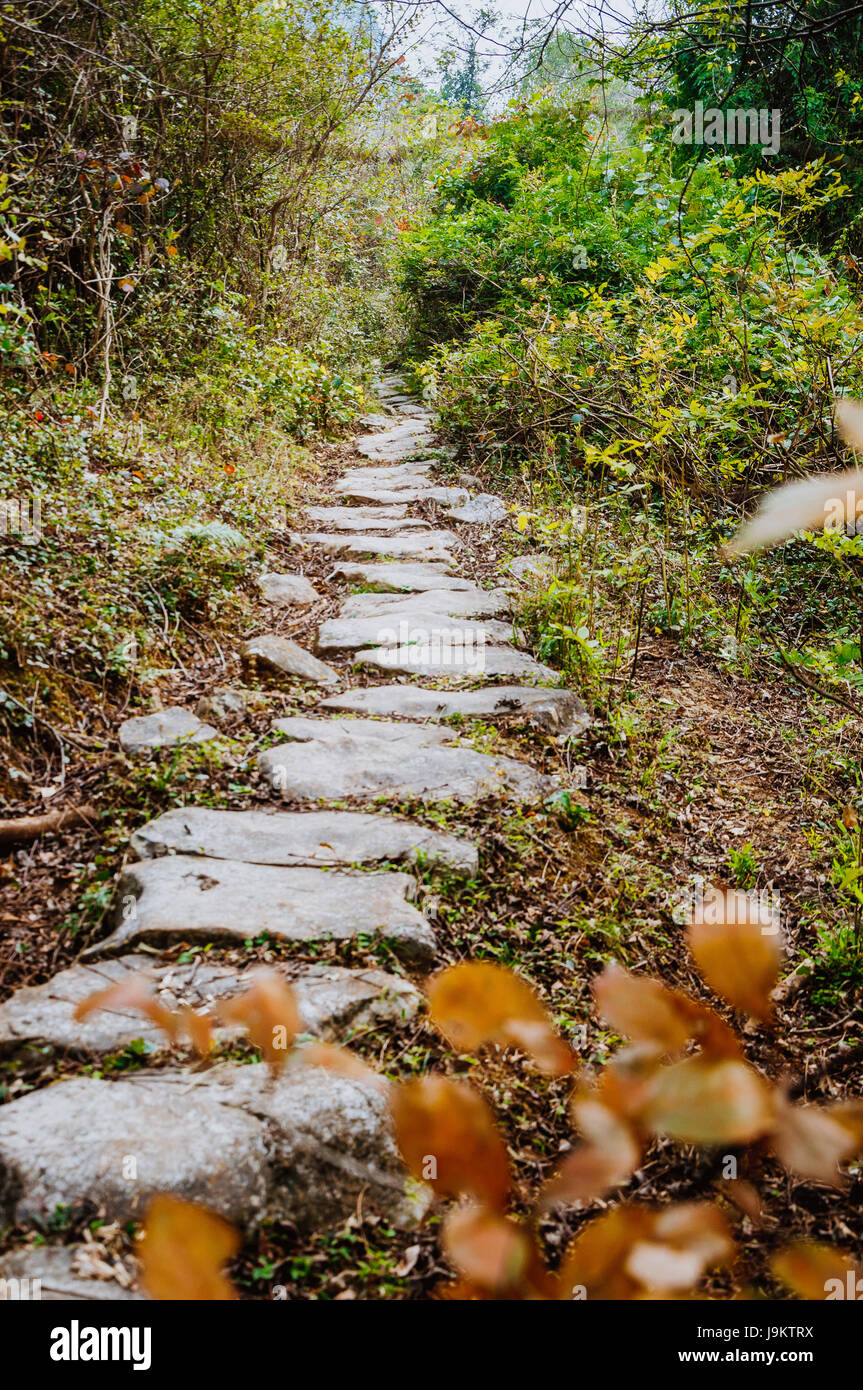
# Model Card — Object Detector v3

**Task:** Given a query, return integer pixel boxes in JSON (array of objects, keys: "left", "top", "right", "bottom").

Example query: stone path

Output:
[{"left": 0, "top": 371, "right": 589, "bottom": 1299}]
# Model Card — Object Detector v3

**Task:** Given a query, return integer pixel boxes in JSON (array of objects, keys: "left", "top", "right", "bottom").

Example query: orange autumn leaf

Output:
[
  {"left": 301, "top": 1040, "right": 388, "bottom": 1093},
  {"left": 176, "top": 1004, "right": 213, "bottom": 1057},
  {"left": 390, "top": 1075, "right": 511, "bottom": 1210},
  {"left": 594, "top": 964, "right": 692, "bottom": 1055},
  {"left": 442, "top": 1204, "right": 532, "bottom": 1294},
  {"left": 428, "top": 962, "right": 576, "bottom": 1076},
  {"left": 140, "top": 1196, "right": 239, "bottom": 1301},
  {"left": 686, "top": 896, "right": 782, "bottom": 1019},
  {"left": 772, "top": 1241, "right": 862, "bottom": 1300},
  {"left": 541, "top": 1098, "right": 640, "bottom": 1208},
  {"left": 74, "top": 972, "right": 179, "bottom": 1040},
  {"left": 218, "top": 968, "right": 301, "bottom": 1071},
  {"left": 557, "top": 1206, "right": 651, "bottom": 1300},
  {"left": 642, "top": 1056, "right": 775, "bottom": 1145},
  {"left": 770, "top": 1095, "right": 859, "bottom": 1185}
]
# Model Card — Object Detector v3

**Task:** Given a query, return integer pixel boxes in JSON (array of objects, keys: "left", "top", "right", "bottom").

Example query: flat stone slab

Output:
[
  {"left": 319, "top": 685, "right": 590, "bottom": 738},
  {"left": 335, "top": 485, "right": 469, "bottom": 506},
  {"left": 242, "top": 634, "right": 339, "bottom": 686},
  {"left": 131, "top": 806, "right": 478, "bottom": 874},
  {"left": 0, "top": 954, "right": 423, "bottom": 1058},
  {"left": 446, "top": 493, "right": 510, "bottom": 525},
  {"left": 303, "top": 514, "right": 431, "bottom": 534},
  {"left": 331, "top": 561, "right": 474, "bottom": 593},
  {"left": 306, "top": 504, "right": 410, "bottom": 522},
  {"left": 0, "top": 1060, "right": 425, "bottom": 1232},
  {"left": 0, "top": 1247, "right": 143, "bottom": 1301},
  {"left": 257, "top": 572, "right": 320, "bottom": 606},
  {"left": 291, "top": 532, "right": 458, "bottom": 563},
  {"left": 119, "top": 708, "right": 218, "bottom": 755},
  {"left": 195, "top": 687, "right": 248, "bottom": 724},
  {"left": 316, "top": 613, "right": 513, "bottom": 653},
  {"left": 358, "top": 644, "right": 557, "bottom": 682},
  {"left": 83, "top": 857, "right": 435, "bottom": 963},
  {"left": 259, "top": 718, "right": 555, "bottom": 805},
  {"left": 338, "top": 464, "right": 433, "bottom": 489},
  {"left": 337, "top": 587, "right": 510, "bottom": 620},
  {"left": 357, "top": 424, "right": 432, "bottom": 462}
]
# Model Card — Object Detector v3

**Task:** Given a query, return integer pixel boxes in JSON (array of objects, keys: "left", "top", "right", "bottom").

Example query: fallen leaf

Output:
[
  {"left": 643, "top": 1056, "right": 775, "bottom": 1145},
  {"left": 390, "top": 1075, "right": 511, "bottom": 1209},
  {"left": 139, "top": 1196, "right": 239, "bottom": 1300},
  {"left": 428, "top": 962, "right": 576, "bottom": 1076}
]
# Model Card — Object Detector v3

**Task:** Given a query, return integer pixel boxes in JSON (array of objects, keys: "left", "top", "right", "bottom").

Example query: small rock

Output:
[
  {"left": 257, "top": 572, "right": 320, "bottom": 607},
  {"left": 446, "top": 493, "right": 509, "bottom": 525},
  {"left": 457, "top": 472, "right": 483, "bottom": 488},
  {"left": 504, "top": 553, "right": 557, "bottom": 582},
  {"left": 119, "top": 708, "right": 218, "bottom": 755},
  {"left": 242, "top": 635, "right": 339, "bottom": 686},
  {"left": 195, "top": 687, "right": 248, "bottom": 725}
]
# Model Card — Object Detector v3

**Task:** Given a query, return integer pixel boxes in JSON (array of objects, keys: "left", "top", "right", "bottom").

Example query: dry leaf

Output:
[
  {"left": 74, "top": 972, "right": 179, "bottom": 1040},
  {"left": 541, "top": 1098, "right": 640, "bottom": 1208},
  {"left": 687, "top": 905, "right": 783, "bottom": 1020},
  {"left": 771, "top": 1095, "right": 858, "bottom": 1185},
  {"left": 594, "top": 964, "right": 693, "bottom": 1055},
  {"left": 720, "top": 1178, "right": 763, "bottom": 1224},
  {"left": 725, "top": 465, "right": 863, "bottom": 554},
  {"left": 428, "top": 962, "right": 576, "bottom": 1075},
  {"left": 643, "top": 1056, "right": 775, "bottom": 1145},
  {"left": 772, "top": 1241, "right": 862, "bottom": 1300},
  {"left": 139, "top": 1196, "right": 239, "bottom": 1300},
  {"left": 390, "top": 1075, "right": 511, "bottom": 1210},
  {"left": 219, "top": 969, "right": 301, "bottom": 1071},
  {"left": 835, "top": 397, "right": 863, "bottom": 452},
  {"left": 442, "top": 1204, "right": 531, "bottom": 1293},
  {"left": 301, "top": 1040, "right": 388, "bottom": 1093}
]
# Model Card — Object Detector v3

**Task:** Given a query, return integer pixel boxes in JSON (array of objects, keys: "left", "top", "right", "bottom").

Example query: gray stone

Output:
[
  {"left": 195, "top": 687, "right": 248, "bottom": 725},
  {"left": 291, "top": 532, "right": 458, "bottom": 564},
  {"left": 0, "top": 1061, "right": 426, "bottom": 1232},
  {"left": 83, "top": 856, "right": 435, "bottom": 963},
  {"left": 338, "top": 463, "right": 433, "bottom": 489},
  {"left": 119, "top": 708, "right": 218, "bottom": 756},
  {"left": 304, "top": 514, "right": 431, "bottom": 534},
  {"left": 357, "top": 422, "right": 432, "bottom": 462},
  {"left": 259, "top": 718, "right": 555, "bottom": 805},
  {"left": 319, "top": 684, "right": 590, "bottom": 737},
  {"left": 316, "top": 613, "right": 513, "bottom": 653},
  {"left": 0, "top": 954, "right": 423, "bottom": 1058},
  {"left": 131, "top": 805, "right": 478, "bottom": 874},
  {"left": 504, "top": 553, "right": 558, "bottom": 582},
  {"left": 358, "top": 644, "right": 557, "bottom": 682},
  {"left": 358, "top": 413, "right": 393, "bottom": 429},
  {"left": 446, "top": 493, "right": 510, "bottom": 525},
  {"left": 242, "top": 634, "right": 339, "bottom": 686},
  {"left": 0, "top": 1247, "right": 144, "bottom": 1301},
  {"left": 336, "top": 485, "right": 469, "bottom": 507},
  {"left": 337, "top": 587, "right": 511, "bottom": 620},
  {"left": 457, "top": 472, "right": 483, "bottom": 488},
  {"left": 257, "top": 572, "right": 320, "bottom": 607},
  {"left": 306, "top": 504, "right": 410, "bottom": 522},
  {"left": 331, "top": 561, "right": 474, "bottom": 593}
]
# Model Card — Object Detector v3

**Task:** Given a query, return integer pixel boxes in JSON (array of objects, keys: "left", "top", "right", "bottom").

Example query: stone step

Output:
[
  {"left": 316, "top": 613, "right": 514, "bottom": 654},
  {"left": 291, "top": 531, "right": 458, "bottom": 564},
  {"left": 357, "top": 644, "right": 557, "bottom": 682},
  {"left": 318, "top": 684, "right": 590, "bottom": 738},
  {"left": 0, "top": 1060, "right": 426, "bottom": 1233},
  {"left": 82, "top": 857, "right": 435, "bottom": 963},
  {"left": 357, "top": 425, "right": 432, "bottom": 462},
  {"left": 336, "top": 587, "right": 510, "bottom": 620},
  {"left": 119, "top": 708, "right": 218, "bottom": 756},
  {"left": 131, "top": 805, "right": 477, "bottom": 874},
  {"left": 0, "top": 955, "right": 422, "bottom": 1058},
  {"left": 338, "top": 463, "right": 433, "bottom": 488},
  {"left": 257, "top": 573, "right": 320, "bottom": 607},
  {"left": 306, "top": 503, "right": 411, "bottom": 521},
  {"left": 303, "top": 513, "right": 432, "bottom": 534},
  {"left": 242, "top": 635, "right": 339, "bottom": 685},
  {"left": 330, "top": 561, "right": 475, "bottom": 593},
  {"left": 258, "top": 717, "right": 555, "bottom": 805},
  {"left": 335, "top": 485, "right": 469, "bottom": 507}
]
